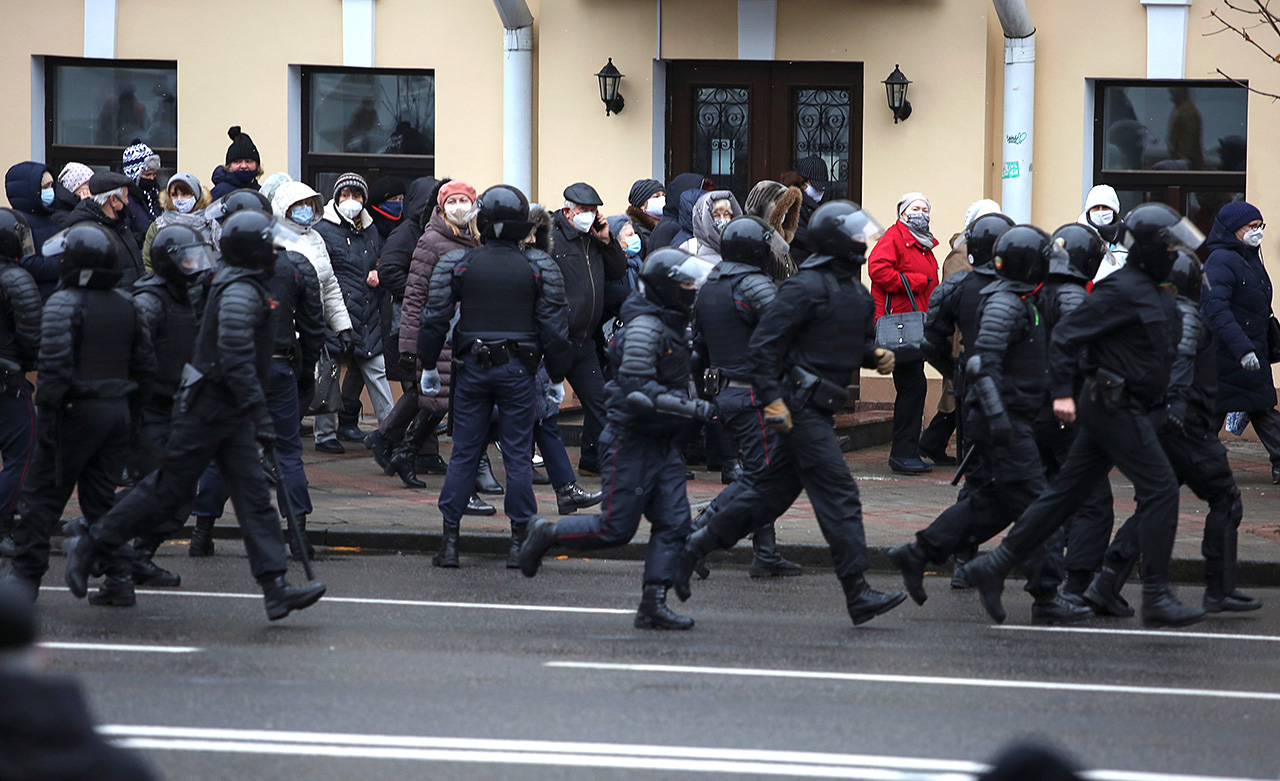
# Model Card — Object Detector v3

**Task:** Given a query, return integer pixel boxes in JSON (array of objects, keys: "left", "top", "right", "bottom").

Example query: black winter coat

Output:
[
  {"left": 0, "top": 261, "right": 43, "bottom": 371},
  {"left": 208, "top": 166, "right": 261, "bottom": 201},
  {"left": 549, "top": 210, "right": 627, "bottom": 346},
  {"left": 4, "top": 161, "right": 67, "bottom": 300},
  {"left": 191, "top": 266, "right": 274, "bottom": 419},
  {"left": 65, "top": 198, "right": 146, "bottom": 287},
  {"left": 378, "top": 177, "right": 438, "bottom": 382},
  {"left": 314, "top": 205, "right": 385, "bottom": 358},
  {"left": 1201, "top": 220, "right": 1276, "bottom": 413},
  {"left": 649, "top": 173, "right": 704, "bottom": 250}
]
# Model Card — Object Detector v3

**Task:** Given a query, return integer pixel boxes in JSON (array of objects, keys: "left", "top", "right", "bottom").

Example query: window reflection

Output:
[{"left": 1101, "top": 84, "right": 1246, "bottom": 173}]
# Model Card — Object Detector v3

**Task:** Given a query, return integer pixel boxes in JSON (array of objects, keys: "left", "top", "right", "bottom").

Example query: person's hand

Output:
[
  {"left": 693, "top": 398, "right": 717, "bottom": 423},
  {"left": 398, "top": 352, "right": 419, "bottom": 377},
  {"left": 337, "top": 329, "right": 356, "bottom": 357},
  {"left": 764, "top": 399, "right": 793, "bottom": 433},
  {"left": 590, "top": 215, "right": 611, "bottom": 244},
  {"left": 1241, "top": 351, "right": 1262, "bottom": 371},
  {"left": 1053, "top": 396, "right": 1076, "bottom": 424},
  {"left": 874, "top": 347, "right": 895, "bottom": 375},
  {"left": 366, "top": 270, "right": 380, "bottom": 288},
  {"left": 420, "top": 368, "right": 442, "bottom": 396},
  {"left": 988, "top": 413, "right": 1013, "bottom": 446},
  {"left": 546, "top": 381, "right": 566, "bottom": 406},
  {"left": 253, "top": 411, "right": 276, "bottom": 449},
  {"left": 1163, "top": 398, "right": 1188, "bottom": 435}
]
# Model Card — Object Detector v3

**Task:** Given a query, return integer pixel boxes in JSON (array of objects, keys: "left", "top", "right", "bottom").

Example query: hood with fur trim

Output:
[{"left": 525, "top": 203, "right": 555, "bottom": 253}]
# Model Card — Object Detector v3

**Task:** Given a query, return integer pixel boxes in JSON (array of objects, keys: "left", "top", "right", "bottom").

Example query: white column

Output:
[
  {"left": 343, "top": 0, "right": 376, "bottom": 68},
  {"left": 737, "top": 0, "right": 776, "bottom": 60},
  {"left": 1001, "top": 33, "right": 1035, "bottom": 225},
  {"left": 84, "top": 0, "right": 117, "bottom": 59},
  {"left": 1142, "top": 0, "right": 1192, "bottom": 79}
]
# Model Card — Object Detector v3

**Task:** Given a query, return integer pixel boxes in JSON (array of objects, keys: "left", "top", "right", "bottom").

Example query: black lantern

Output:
[
  {"left": 595, "top": 58, "right": 625, "bottom": 116},
  {"left": 882, "top": 64, "right": 912, "bottom": 123}
]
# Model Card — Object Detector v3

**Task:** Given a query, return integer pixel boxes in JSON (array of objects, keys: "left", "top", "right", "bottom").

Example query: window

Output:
[
  {"left": 45, "top": 57, "right": 178, "bottom": 177},
  {"left": 301, "top": 66, "right": 435, "bottom": 197},
  {"left": 1093, "top": 79, "right": 1247, "bottom": 228}
]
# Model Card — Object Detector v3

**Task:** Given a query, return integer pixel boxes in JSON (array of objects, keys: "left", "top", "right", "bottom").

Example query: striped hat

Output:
[
  {"left": 332, "top": 172, "right": 369, "bottom": 202},
  {"left": 122, "top": 139, "right": 160, "bottom": 179}
]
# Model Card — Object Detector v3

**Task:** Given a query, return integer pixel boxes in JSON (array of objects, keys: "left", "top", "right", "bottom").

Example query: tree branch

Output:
[
  {"left": 1209, "top": 9, "right": 1280, "bottom": 62},
  {"left": 1216, "top": 68, "right": 1280, "bottom": 100}
]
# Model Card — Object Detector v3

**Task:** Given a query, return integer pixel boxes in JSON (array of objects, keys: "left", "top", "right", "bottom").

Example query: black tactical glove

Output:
[
  {"left": 253, "top": 410, "right": 277, "bottom": 450},
  {"left": 1163, "top": 398, "right": 1188, "bottom": 435},
  {"left": 988, "top": 413, "right": 1013, "bottom": 447}
]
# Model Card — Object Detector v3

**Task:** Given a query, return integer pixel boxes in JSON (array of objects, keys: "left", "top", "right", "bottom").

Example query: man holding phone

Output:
[{"left": 550, "top": 182, "right": 628, "bottom": 476}]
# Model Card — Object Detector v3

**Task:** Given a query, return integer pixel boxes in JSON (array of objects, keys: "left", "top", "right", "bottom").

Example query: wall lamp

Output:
[
  {"left": 883, "top": 64, "right": 912, "bottom": 123},
  {"left": 596, "top": 58, "right": 625, "bottom": 116}
]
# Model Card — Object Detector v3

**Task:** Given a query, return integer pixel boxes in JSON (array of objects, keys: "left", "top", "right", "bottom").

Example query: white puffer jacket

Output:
[{"left": 272, "top": 181, "right": 353, "bottom": 333}]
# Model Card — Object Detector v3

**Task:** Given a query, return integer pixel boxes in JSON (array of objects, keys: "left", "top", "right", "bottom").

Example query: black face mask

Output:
[
  {"left": 677, "top": 286, "right": 698, "bottom": 312},
  {"left": 1096, "top": 221, "right": 1122, "bottom": 244},
  {"left": 138, "top": 177, "right": 160, "bottom": 191}
]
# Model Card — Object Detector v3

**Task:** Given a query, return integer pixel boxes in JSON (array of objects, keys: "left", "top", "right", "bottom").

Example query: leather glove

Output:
[
  {"left": 253, "top": 411, "right": 276, "bottom": 449},
  {"left": 874, "top": 347, "right": 896, "bottom": 375},
  {"left": 398, "top": 352, "right": 419, "bottom": 377},
  {"left": 1163, "top": 398, "right": 1188, "bottom": 435},
  {"left": 337, "top": 329, "right": 356, "bottom": 358},
  {"left": 988, "top": 413, "right": 1013, "bottom": 446},
  {"left": 546, "top": 381, "right": 566, "bottom": 406},
  {"left": 420, "top": 368, "right": 442, "bottom": 396},
  {"left": 1241, "top": 351, "right": 1261, "bottom": 371},
  {"left": 763, "top": 398, "right": 793, "bottom": 433},
  {"left": 692, "top": 398, "right": 717, "bottom": 423}
]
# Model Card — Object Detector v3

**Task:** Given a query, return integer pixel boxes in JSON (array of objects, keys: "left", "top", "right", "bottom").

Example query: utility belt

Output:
[
  {"left": 1087, "top": 367, "right": 1157, "bottom": 413},
  {"left": 702, "top": 368, "right": 754, "bottom": 397},
  {"left": 272, "top": 345, "right": 297, "bottom": 361},
  {"left": 459, "top": 338, "right": 540, "bottom": 371},
  {"left": 0, "top": 358, "right": 25, "bottom": 398},
  {"left": 788, "top": 365, "right": 849, "bottom": 415}
]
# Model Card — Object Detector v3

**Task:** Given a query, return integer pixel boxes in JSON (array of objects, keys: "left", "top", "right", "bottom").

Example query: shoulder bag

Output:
[{"left": 873, "top": 271, "right": 926, "bottom": 364}]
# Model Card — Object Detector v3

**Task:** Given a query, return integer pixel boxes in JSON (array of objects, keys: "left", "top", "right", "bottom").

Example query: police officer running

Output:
[
  {"left": 677, "top": 201, "right": 906, "bottom": 627},
  {"left": 416, "top": 184, "right": 572, "bottom": 568},
  {"left": 65, "top": 211, "right": 326, "bottom": 621}
]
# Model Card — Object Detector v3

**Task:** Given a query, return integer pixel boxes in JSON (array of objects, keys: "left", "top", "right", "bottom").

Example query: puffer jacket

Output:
[
  {"left": 272, "top": 182, "right": 351, "bottom": 335},
  {"left": 1201, "top": 219, "right": 1276, "bottom": 413},
  {"left": 314, "top": 201, "right": 384, "bottom": 358},
  {"left": 378, "top": 177, "right": 439, "bottom": 382},
  {"left": 141, "top": 189, "right": 214, "bottom": 270},
  {"left": 400, "top": 208, "right": 474, "bottom": 413},
  {"left": 5, "top": 161, "right": 67, "bottom": 299},
  {"left": 65, "top": 198, "right": 146, "bottom": 287}
]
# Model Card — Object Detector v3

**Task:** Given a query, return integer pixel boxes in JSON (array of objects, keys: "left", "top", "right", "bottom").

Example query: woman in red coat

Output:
[{"left": 868, "top": 192, "right": 940, "bottom": 474}]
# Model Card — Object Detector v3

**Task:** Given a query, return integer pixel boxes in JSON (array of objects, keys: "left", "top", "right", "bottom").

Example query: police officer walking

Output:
[
  {"left": 963, "top": 203, "right": 1207, "bottom": 628},
  {"left": 65, "top": 210, "right": 326, "bottom": 621},
  {"left": 519, "top": 247, "right": 716, "bottom": 630},
  {"left": 677, "top": 201, "right": 906, "bottom": 627},
  {"left": 6, "top": 223, "right": 155, "bottom": 601},
  {"left": 416, "top": 185, "right": 572, "bottom": 568}
]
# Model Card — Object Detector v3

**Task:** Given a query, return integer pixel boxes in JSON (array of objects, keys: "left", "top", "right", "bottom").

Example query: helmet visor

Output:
[
  {"left": 171, "top": 242, "right": 217, "bottom": 276},
  {"left": 838, "top": 209, "right": 884, "bottom": 247},
  {"left": 667, "top": 255, "right": 718, "bottom": 289},
  {"left": 267, "top": 219, "right": 310, "bottom": 255},
  {"left": 1122, "top": 215, "right": 1205, "bottom": 253},
  {"left": 41, "top": 228, "right": 70, "bottom": 259}
]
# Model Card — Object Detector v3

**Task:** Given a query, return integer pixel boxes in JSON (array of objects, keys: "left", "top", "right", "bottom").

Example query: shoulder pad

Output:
[
  {"left": 522, "top": 247, "right": 554, "bottom": 264},
  {"left": 735, "top": 272, "right": 777, "bottom": 308}
]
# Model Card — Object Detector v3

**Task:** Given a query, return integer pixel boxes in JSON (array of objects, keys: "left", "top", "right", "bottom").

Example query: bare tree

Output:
[{"left": 1207, "top": 0, "right": 1280, "bottom": 100}]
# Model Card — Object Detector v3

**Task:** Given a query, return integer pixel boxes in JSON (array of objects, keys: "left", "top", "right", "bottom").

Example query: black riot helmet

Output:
[
  {"left": 475, "top": 184, "right": 535, "bottom": 242},
  {"left": 1049, "top": 223, "right": 1106, "bottom": 282},
  {"left": 151, "top": 224, "right": 216, "bottom": 285},
  {"left": 640, "top": 248, "right": 716, "bottom": 314},
  {"left": 1121, "top": 202, "right": 1205, "bottom": 282},
  {"left": 806, "top": 200, "right": 883, "bottom": 259},
  {"left": 1166, "top": 250, "right": 1204, "bottom": 302},
  {"left": 965, "top": 213, "right": 1015, "bottom": 268},
  {"left": 991, "top": 225, "right": 1051, "bottom": 293},
  {"left": 44, "top": 223, "right": 119, "bottom": 278},
  {"left": 719, "top": 216, "right": 774, "bottom": 269},
  {"left": 0, "top": 208, "right": 35, "bottom": 261},
  {"left": 205, "top": 188, "right": 272, "bottom": 224},
  {"left": 219, "top": 210, "right": 280, "bottom": 271}
]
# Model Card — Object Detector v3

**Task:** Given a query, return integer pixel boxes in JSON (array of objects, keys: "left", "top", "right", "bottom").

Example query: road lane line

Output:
[
  {"left": 994, "top": 625, "right": 1280, "bottom": 643},
  {"left": 545, "top": 661, "right": 1280, "bottom": 703},
  {"left": 38, "top": 642, "right": 202, "bottom": 654}
]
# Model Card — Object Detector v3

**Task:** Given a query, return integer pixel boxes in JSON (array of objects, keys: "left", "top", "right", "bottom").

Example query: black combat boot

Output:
[
  {"left": 675, "top": 527, "right": 721, "bottom": 601},
  {"left": 951, "top": 546, "right": 976, "bottom": 589},
  {"left": 518, "top": 518, "right": 557, "bottom": 577},
  {"left": 0, "top": 514, "right": 15, "bottom": 558},
  {"left": 556, "top": 482, "right": 603, "bottom": 515},
  {"left": 1082, "top": 565, "right": 1135, "bottom": 617},
  {"left": 416, "top": 454, "right": 449, "bottom": 475},
  {"left": 189, "top": 515, "right": 215, "bottom": 557},
  {"left": 507, "top": 522, "right": 527, "bottom": 568},
  {"left": 1141, "top": 582, "right": 1205, "bottom": 628},
  {"left": 475, "top": 453, "right": 504, "bottom": 495},
  {"left": 720, "top": 459, "right": 744, "bottom": 485},
  {"left": 90, "top": 556, "right": 136, "bottom": 607},
  {"left": 532, "top": 468, "right": 551, "bottom": 485},
  {"left": 131, "top": 539, "right": 181, "bottom": 587},
  {"left": 364, "top": 430, "right": 394, "bottom": 472},
  {"left": 463, "top": 494, "right": 496, "bottom": 516},
  {"left": 433, "top": 524, "right": 460, "bottom": 568},
  {"left": 260, "top": 575, "right": 326, "bottom": 621},
  {"left": 887, "top": 541, "right": 930, "bottom": 605},
  {"left": 1030, "top": 591, "right": 1093, "bottom": 625},
  {"left": 963, "top": 545, "right": 1017, "bottom": 623},
  {"left": 1060, "top": 569, "right": 1094, "bottom": 605},
  {"left": 287, "top": 514, "right": 316, "bottom": 562},
  {"left": 1203, "top": 573, "right": 1263, "bottom": 613},
  {"left": 841, "top": 575, "right": 907, "bottom": 626},
  {"left": 634, "top": 584, "right": 695, "bottom": 630},
  {"left": 748, "top": 525, "right": 802, "bottom": 578}
]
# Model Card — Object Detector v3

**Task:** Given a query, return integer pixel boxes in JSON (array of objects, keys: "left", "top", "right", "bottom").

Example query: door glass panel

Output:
[
  {"left": 794, "top": 88, "right": 851, "bottom": 199},
  {"left": 692, "top": 87, "right": 750, "bottom": 202}
]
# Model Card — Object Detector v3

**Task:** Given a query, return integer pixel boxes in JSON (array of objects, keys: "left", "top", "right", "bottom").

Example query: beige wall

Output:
[{"left": 0, "top": 0, "right": 84, "bottom": 171}]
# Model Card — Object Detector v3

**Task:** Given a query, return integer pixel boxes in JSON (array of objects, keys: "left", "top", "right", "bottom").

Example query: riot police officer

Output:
[
  {"left": 690, "top": 216, "right": 802, "bottom": 578},
  {"left": 0, "top": 210, "right": 43, "bottom": 558},
  {"left": 416, "top": 184, "right": 572, "bottom": 568},
  {"left": 65, "top": 210, "right": 327, "bottom": 621},
  {"left": 7, "top": 223, "right": 156, "bottom": 600},
  {"left": 1085, "top": 252, "right": 1262, "bottom": 615},
  {"left": 519, "top": 247, "right": 716, "bottom": 630},
  {"left": 964, "top": 203, "right": 1206, "bottom": 628},
  {"left": 677, "top": 201, "right": 906, "bottom": 628},
  {"left": 890, "top": 226, "right": 1090, "bottom": 624}
]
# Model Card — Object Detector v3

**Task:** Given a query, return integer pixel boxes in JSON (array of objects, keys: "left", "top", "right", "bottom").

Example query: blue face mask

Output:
[
  {"left": 290, "top": 204, "right": 315, "bottom": 225},
  {"left": 380, "top": 201, "right": 403, "bottom": 218},
  {"left": 230, "top": 168, "right": 258, "bottom": 186},
  {"left": 623, "top": 234, "right": 642, "bottom": 256},
  {"left": 40, "top": 187, "right": 55, "bottom": 208}
]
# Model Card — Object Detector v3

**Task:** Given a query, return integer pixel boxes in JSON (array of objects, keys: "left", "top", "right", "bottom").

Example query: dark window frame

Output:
[
  {"left": 300, "top": 64, "right": 436, "bottom": 192},
  {"left": 44, "top": 56, "right": 178, "bottom": 175}
]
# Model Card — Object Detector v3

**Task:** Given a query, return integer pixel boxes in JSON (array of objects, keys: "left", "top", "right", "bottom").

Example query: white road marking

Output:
[
  {"left": 97, "top": 726, "right": 1272, "bottom": 781},
  {"left": 995, "top": 625, "right": 1280, "bottom": 643},
  {"left": 42, "top": 587, "right": 632, "bottom": 615},
  {"left": 38, "top": 642, "right": 201, "bottom": 654},
  {"left": 545, "top": 661, "right": 1280, "bottom": 703}
]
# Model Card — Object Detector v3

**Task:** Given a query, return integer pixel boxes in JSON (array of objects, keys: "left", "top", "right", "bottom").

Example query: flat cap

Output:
[
  {"left": 88, "top": 171, "right": 133, "bottom": 195},
  {"left": 563, "top": 182, "right": 603, "bottom": 207}
]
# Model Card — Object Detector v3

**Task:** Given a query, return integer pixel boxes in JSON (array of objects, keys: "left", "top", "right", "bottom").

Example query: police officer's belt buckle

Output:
[
  {"left": 472, "top": 339, "right": 512, "bottom": 369},
  {"left": 703, "top": 368, "right": 721, "bottom": 397}
]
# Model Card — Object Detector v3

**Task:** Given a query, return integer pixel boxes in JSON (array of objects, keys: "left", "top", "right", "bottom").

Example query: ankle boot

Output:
[
  {"left": 556, "top": 482, "right": 603, "bottom": 515},
  {"left": 1203, "top": 573, "right": 1263, "bottom": 613},
  {"left": 1141, "top": 582, "right": 1206, "bottom": 628},
  {"left": 888, "top": 541, "right": 930, "bottom": 605},
  {"left": 841, "top": 575, "right": 907, "bottom": 626},
  {"left": 507, "top": 522, "right": 527, "bottom": 568},
  {"left": 964, "top": 545, "right": 1017, "bottom": 624},
  {"left": 1031, "top": 591, "right": 1094, "bottom": 625},
  {"left": 749, "top": 525, "right": 802, "bottom": 578},
  {"left": 261, "top": 575, "right": 326, "bottom": 621},
  {"left": 634, "top": 584, "right": 695, "bottom": 630},
  {"left": 1062, "top": 569, "right": 1094, "bottom": 600},
  {"left": 336, "top": 398, "right": 366, "bottom": 441},
  {"left": 288, "top": 514, "right": 315, "bottom": 562},
  {"left": 433, "top": 524, "right": 460, "bottom": 568},
  {"left": 131, "top": 540, "right": 181, "bottom": 587},
  {"left": 463, "top": 494, "right": 497, "bottom": 516},
  {"left": 518, "top": 518, "right": 557, "bottom": 577},
  {"left": 951, "top": 546, "right": 976, "bottom": 590},
  {"left": 364, "top": 430, "right": 394, "bottom": 472},
  {"left": 675, "top": 527, "right": 721, "bottom": 601},
  {"left": 1083, "top": 565, "right": 1135, "bottom": 617},
  {"left": 189, "top": 515, "right": 215, "bottom": 557},
  {"left": 90, "top": 556, "right": 137, "bottom": 607},
  {"left": 475, "top": 453, "right": 504, "bottom": 495},
  {"left": 388, "top": 444, "right": 426, "bottom": 489}
]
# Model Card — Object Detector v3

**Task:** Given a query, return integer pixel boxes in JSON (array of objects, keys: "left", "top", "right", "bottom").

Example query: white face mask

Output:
[
  {"left": 571, "top": 211, "right": 597, "bottom": 233},
  {"left": 1243, "top": 228, "right": 1265, "bottom": 248},
  {"left": 444, "top": 202, "right": 475, "bottom": 226},
  {"left": 1090, "top": 208, "right": 1115, "bottom": 227},
  {"left": 645, "top": 195, "right": 665, "bottom": 217},
  {"left": 173, "top": 196, "right": 196, "bottom": 214},
  {"left": 337, "top": 199, "right": 364, "bottom": 221},
  {"left": 804, "top": 184, "right": 824, "bottom": 201}
]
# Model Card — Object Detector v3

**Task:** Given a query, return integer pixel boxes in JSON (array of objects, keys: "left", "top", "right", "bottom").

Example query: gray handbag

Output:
[{"left": 873, "top": 272, "right": 926, "bottom": 364}]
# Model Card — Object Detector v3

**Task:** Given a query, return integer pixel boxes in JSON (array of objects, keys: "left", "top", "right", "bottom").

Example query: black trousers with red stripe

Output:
[
  {"left": 552, "top": 426, "right": 691, "bottom": 586},
  {"left": 697, "top": 386, "right": 778, "bottom": 516}
]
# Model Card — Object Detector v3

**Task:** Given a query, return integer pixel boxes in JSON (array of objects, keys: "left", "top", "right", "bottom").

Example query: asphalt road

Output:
[{"left": 26, "top": 548, "right": 1280, "bottom": 781}]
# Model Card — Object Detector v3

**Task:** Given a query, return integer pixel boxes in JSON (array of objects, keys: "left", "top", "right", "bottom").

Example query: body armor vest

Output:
[
  {"left": 455, "top": 245, "right": 539, "bottom": 342},
  {"left": 979, "top": 292, "right": 1047, "bottom": 414},
  {"left": 194, "top": 276, "right": 273, "bottom": 392},
  {"left": 695, "top": 272, "right": 757, "bottom": 378},
  {"left": 74, "top": 289, "right": 136, "bottom": 383},
  {"left": 0, "top": 264, "right": 22, "bottom": 365},
  {"left": 137, "top": 284, "right": 197, "bottom": 400},
  {"left": 789, "top": 268, "right": 872, "bottom": 382}
]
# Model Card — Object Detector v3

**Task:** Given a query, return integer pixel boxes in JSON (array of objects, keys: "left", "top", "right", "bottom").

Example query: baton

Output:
[
  {"left": 950, "top": 443, "right": 977, "bottom": 487},
  {"left": 264, "top": 444, "right": 315, "bottom": 581}
]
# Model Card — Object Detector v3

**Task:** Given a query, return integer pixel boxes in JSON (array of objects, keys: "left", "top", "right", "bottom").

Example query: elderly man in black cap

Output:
[
  {"left": 64, "top": 171, "right": 146, "bottom": 286},
  {"left": 550, "top": 182, "right": 628, "bottom": 475}
]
